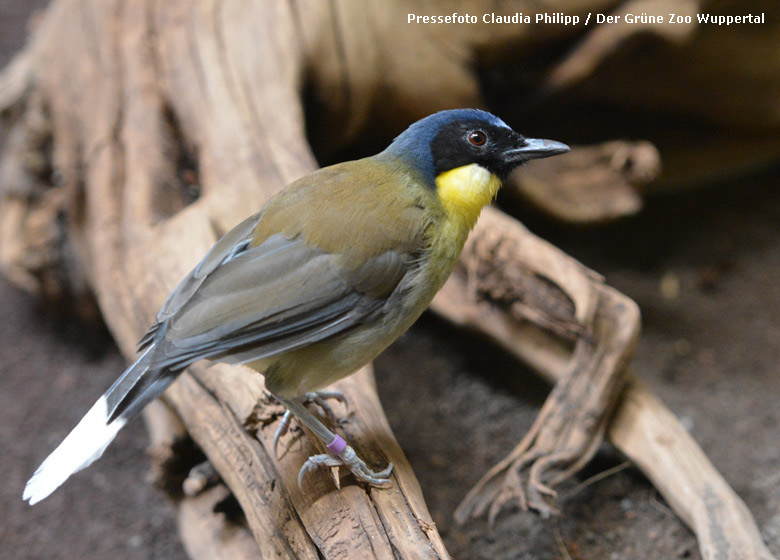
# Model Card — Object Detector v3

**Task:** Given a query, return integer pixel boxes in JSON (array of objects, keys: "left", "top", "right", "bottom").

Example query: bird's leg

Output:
[
  {"left": 302, "top": 391, "right": 348, "bottom": 425},
  {"left": 271, "top": 391, "right": 347, "bottom": 457},
  {"left": 275, "top": 395, "right": 393, "bottom": 488}
]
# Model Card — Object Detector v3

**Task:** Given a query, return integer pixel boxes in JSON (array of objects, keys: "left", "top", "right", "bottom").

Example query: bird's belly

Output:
[{"left": 259, "top": 304, "right": 419, "bottom": 398}]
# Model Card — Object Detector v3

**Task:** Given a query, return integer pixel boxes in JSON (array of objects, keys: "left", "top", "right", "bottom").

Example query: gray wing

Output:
[
  {"left": 137, "top": 212, "right": 264, "bottom": 350},
  {"left": 140, "top": 230, "right": 409, "bottom": 371}
]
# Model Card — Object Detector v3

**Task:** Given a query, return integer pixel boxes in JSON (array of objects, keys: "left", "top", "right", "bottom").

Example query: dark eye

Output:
[{"left": 468, "top": 130, "right": 487, "bottom": 147}]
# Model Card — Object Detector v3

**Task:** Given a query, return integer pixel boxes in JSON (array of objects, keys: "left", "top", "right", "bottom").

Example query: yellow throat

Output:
[{"left": 435, "top": 163, "right": 502, "bottom": 230}]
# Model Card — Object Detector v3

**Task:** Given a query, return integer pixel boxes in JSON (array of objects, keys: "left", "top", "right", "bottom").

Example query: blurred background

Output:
[{"left": 1, "top": 1, "right": 778, "bottom": 559}]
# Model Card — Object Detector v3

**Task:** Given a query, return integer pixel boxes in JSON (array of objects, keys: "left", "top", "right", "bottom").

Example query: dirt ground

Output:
[{"left": 2, "top": 4, "right": 779, "bottom": 560}]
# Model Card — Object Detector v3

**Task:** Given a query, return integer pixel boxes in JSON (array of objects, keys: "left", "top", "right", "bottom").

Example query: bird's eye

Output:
[{"left": 468, "top": 130, "right": 487, "bottom": 147}]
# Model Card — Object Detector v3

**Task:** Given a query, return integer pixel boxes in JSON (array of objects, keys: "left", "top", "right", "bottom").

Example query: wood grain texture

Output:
[{"left": 0, "top": 1, "right": 775, "bottom": 558}]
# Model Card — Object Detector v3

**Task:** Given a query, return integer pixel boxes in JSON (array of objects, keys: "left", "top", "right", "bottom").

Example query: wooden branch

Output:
[
  {"left": 0, "top": 1, "right": 449, "bottom": 557},
  {"left": 142, "top": 399, "right": 264, "bottom": 560},
  {"left": 507, "top": 140, "right": 660, "bottom": 223},
  {"left": 2, "top": 1, "right": 777, "bottom": 558},
  {"left": 433, "top": 206, "right": 775, "bottom": 560},
  {"left": 453, "top": 262, "right": 641, "bottom": 519},
  {"left": 177, "top": 485, "right": 263, "bottom": 560}
]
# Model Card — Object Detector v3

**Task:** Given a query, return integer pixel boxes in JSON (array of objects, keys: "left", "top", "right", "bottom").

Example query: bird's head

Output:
[{"left": 383, "top": 109, "right": 570, "bottom": 227}]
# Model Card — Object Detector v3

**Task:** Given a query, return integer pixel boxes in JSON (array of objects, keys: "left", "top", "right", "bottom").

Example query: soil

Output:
[{"left": 1, "top": 4, "right": 778, "bottom": 560}]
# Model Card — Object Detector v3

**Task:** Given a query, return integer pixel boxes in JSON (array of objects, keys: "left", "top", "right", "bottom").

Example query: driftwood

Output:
[
  {"left": 1, "top": 1, "right": 777, "bottom": 558},
  {"left": 436, "top": 208, "right": 774, "bottom": 559}
]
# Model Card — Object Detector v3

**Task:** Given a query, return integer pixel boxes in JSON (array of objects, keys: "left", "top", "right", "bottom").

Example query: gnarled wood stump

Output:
[{"left": 1, "top": 1, "right": 777, "bottom": 558}]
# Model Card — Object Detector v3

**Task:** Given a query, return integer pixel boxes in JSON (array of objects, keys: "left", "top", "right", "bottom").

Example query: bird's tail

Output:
[{"left": 23, "top": 347, "right": 177, "bottom": 505}]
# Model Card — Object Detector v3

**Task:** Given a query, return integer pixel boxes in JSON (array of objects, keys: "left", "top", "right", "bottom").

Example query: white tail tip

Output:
[{"left": 23, "top": 396, "right": 126, "bottom": 505}]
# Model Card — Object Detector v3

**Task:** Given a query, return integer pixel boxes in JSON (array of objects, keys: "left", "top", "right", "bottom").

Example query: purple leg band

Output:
[{"left": 326, "top": 435, "right": 347, "bottom": 455}]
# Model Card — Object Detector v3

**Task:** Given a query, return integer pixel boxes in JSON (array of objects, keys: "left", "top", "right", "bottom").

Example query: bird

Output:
[{"left": 23, "top": 108, "right": 569, "bottom": 505}]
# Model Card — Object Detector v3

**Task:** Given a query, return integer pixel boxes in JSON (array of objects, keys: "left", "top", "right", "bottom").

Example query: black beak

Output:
[{"left": 502, "top": 137, "right": 570, "bottom": 163}]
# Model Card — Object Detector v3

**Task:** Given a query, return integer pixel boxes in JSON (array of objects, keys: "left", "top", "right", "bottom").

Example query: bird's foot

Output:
[
  {"left": 297, "top": 437, "right": 393, "bottom": 489},
  {"left": 272, "top": 391, "right": 347, "bottom": 457},
  {"left": 301, "top": 390, "right": 347, "bottom": 424}
]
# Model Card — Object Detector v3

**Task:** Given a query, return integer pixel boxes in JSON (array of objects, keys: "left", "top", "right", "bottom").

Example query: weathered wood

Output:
[
  {"left": 435, "top": 207, "right": 775, "bottom": 560},
  {"left": 507, "top": 140, "right": 659, "bottom": 223},
  {"left": 143, "top": 400, "right": 264, "bottom": 560},
  {"left": 1, "top": 1, "right": 777, "bottom": 558},
  {"left": 0, "top": 1, "right": 448, "bottom": 558}
]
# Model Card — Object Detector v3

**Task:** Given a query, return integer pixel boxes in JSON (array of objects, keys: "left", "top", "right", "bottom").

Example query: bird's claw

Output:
[
  {"left": 272, "top": 410, "right": 294, "bottom": 457},
  {"left": 297, "top": 445, "right": 393, "bottom": 489},
  {"left": 301, "top": 391, "right": 348, "bottom": 425}
]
